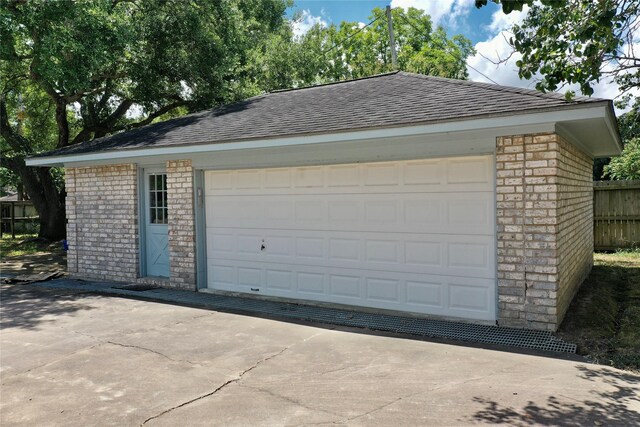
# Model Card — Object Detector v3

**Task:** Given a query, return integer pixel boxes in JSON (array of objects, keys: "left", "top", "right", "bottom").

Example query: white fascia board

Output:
[
  {"left": 25, "top": 105, "right": 609, "bottom": 167},
  {"left": 604, "top": 103, "right": 624, "bottom": 152}
]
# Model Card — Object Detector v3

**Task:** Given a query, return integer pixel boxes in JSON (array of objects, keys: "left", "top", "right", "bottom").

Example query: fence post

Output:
[{"left": 10, "top": 201, "right": 15, "bottom": 239}]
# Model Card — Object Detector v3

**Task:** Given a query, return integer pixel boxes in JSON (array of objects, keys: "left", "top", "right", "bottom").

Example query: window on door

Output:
[{"left": 149, "top": 173, "right": 168, "bottom": 224}]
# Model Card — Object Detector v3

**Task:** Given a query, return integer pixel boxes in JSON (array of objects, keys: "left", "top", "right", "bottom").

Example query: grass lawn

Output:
[
  {"left": 0, "top": 234, "right": 62, "bottom": 259},
  {"left": 559, "top": 250, "right": 640, "bottom": 372}
]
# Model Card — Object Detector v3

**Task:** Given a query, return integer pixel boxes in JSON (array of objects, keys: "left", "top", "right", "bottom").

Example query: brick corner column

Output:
[
  {"left": 167, "top": 160, "right": 197, "bottom": 290},
  {"left": 65, "top": 167, "right": 78, "bottom": 275},
  {"left": 496, "top": 133, "right": 562, "bottom": 331}
]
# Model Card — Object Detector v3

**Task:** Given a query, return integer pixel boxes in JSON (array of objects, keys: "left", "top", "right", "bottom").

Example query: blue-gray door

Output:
[{"left": 144, "top": 170, "right": 170, "bottom": 277}]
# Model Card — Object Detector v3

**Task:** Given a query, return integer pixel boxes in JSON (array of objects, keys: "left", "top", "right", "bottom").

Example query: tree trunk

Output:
[
  {"left": 1, "top": 98, "right": 66, "bottom": 241},
  {"left": 37, "top": 194, "right": 66, "bottom": 241},
  {"left": 1, "top": 156, "right": 66, "bottom": 241}
]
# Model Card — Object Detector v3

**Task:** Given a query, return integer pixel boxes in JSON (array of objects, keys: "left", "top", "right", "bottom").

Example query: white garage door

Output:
[{"left": 204, "top": 156, "right": 496, "bottom": 321}]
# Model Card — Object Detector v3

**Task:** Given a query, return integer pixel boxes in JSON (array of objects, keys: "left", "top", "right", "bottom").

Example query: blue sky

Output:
[
  {"left": 288, "top": 0, "right": 500, "bottom": 44},
  {"left": 285, "top": 0, "right": 626, "bottom": 108}
]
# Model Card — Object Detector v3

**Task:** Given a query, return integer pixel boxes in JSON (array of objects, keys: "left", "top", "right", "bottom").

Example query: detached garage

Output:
[{"left": 27, "top": 71, "right": 622, "bottom": 331}]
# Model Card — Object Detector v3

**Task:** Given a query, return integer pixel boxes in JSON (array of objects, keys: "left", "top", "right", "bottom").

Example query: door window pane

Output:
[{"left": 149, "top": 173, "right": 168, "bottom": 224}]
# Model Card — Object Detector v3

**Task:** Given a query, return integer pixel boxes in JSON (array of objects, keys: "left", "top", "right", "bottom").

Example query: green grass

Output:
[
  {"left": 559, "top": 250, "right": 640, "bottom": 371},
  {"left": 0, "top": 234, "right": 58, "bottom": 258}
]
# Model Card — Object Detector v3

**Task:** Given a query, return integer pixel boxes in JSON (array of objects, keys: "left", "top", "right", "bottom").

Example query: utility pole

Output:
[{"left": 386, "top": 5, "right": 397, "bottom": 70}]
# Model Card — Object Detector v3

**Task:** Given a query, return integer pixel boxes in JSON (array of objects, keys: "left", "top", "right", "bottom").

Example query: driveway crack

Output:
[
  {"left": 140, "top": 346, "right": 289, "bottom": 425},
  {"left": 105, "top": 341, "right": 194, "bottom": 365},
  {"left": 333, "top": 393, "right": 418, "bottom": 425}
]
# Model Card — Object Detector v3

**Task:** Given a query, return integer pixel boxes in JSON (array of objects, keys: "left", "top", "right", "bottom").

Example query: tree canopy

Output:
[
  {"left": 1, "top": 0, "right": 290, "bottom": 239},
  {"left": 476, "top": 0, "right": 639, "bottom": 102},
  {"left": 258, "top": 7, "right": 474, "bottom": 91}
]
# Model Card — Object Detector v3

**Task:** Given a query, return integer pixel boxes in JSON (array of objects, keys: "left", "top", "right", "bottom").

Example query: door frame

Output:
[{"left": 138, "top": 165, "right": 170, "bottom": 278}]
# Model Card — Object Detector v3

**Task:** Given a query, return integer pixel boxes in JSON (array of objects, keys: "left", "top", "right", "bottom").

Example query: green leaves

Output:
[
  {"left": 500, "top": 0, "right": 639, "bottom": 101},
  {"left": 1, "top": 0, "right": 290, "bottom": 149},
  {"left": 270, "top": 6, "right": 474, "bottom": 89},
  {"left": 604, "top": 138, "right": 640, "bottom": 180}
]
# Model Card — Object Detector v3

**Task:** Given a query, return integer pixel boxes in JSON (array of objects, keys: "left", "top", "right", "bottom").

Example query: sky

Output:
[{"left": 287, "top": 0, "right": 629, "bottom": 111}]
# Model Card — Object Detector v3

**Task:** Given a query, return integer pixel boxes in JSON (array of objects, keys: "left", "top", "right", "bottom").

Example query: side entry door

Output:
[{"left": 144, "top": 169, "right": 170, "bottom": 277}]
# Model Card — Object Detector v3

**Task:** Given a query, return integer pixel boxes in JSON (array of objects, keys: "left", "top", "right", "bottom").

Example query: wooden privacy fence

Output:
[{"left": 593, "top": 180, "right": 640, "bottom": 251}]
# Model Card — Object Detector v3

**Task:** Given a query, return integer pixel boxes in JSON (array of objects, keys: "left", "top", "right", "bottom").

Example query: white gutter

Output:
[{"left": 26, "top": 104, "right": 616, "bottom": 167}]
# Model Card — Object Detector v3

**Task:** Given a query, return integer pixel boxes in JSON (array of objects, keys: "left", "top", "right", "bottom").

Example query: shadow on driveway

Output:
[
  {"left": 0, "top": 284, "right": 96, "bottom": 330},
  {"left": 468, "top": 364, "right": 640, "bottom": 426}
]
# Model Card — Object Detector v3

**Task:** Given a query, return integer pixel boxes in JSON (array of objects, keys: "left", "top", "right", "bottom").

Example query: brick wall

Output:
[
  {"left": 496, "top": 133, "right": 593, "bottom": 331},
  {"left": 166, "top": 160, "right": 197, "bottom": 290},
  {"left": 65, "top": 161, "right": 197, "bottom": 289},
  {"left": 555, "top": 135, "right": 594, "bottom": 318},
  {"left": 65, "top": 164, "right": 139, "bottom": 282}
]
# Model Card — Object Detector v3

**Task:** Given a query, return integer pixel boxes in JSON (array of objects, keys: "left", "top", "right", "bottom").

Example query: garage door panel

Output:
[
  {"left": 406, "top": 280, "right": 443, "bottom": 308},
  {"left": 205, "top": 157, "right": 496, "bottom": 322},
  {"left": 206, "top": 259, "right": 495, "bottom": 320},
  {"left": 207, "top": 228, "right": 495, "bottom": 279},
  {"left": 366, "top": 278, "right": 401, "bottom": 302},
  {"left": 266, "top": 269, "right": 293, "bottom": 290},
  {"left": 449, "top": 282, "right": 491, "bottom": 313},
  {"left": 446, "top": 157, "right": 492, "bottom": 184},
  {"left": 205, "top": 156, "right": 493, "bottom": 196},
  {"left": 365, "top": 239, "right": 400, "bottom": 263},
  {"left": 207, "top": 193, "right": 493, "bottom": 235}
]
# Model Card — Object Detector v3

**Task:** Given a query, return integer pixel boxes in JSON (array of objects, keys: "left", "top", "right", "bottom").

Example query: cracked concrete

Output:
[
  {"left": 2, "top": 283, "right": 639, "bottom": 426},
  {"left": 141, "top": 347, "right": 291, "bottom": 425}
]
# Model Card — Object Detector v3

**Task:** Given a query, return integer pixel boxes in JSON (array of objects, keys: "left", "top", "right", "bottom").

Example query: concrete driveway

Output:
[{"left": 1, "top": 283, "right": 639, "bottom": 426}]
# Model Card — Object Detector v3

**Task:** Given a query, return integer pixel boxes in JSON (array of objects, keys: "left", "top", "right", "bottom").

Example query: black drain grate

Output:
[
  {"left": 112, "top": 284, "right": 159, "bottom": 292},
  {"left": 40, "top": 279, "right": 577, "bottom": 354}
]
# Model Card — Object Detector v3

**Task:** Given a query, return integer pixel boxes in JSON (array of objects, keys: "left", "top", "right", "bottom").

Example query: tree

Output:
[
  {"left": 475, "top": 0, "right": 639, "bottom": 101},
  {"left": 604, "top": 138, "right": 640, "bottom": 180},
  {"left": 1, "top": 0, "right": 290, "bottom": 240},
  {"left": 594, "top": 107, "right": 640, "bottom": 179},
  {"left": 257, "top": 7, "right": 474, "bottom": 91}
]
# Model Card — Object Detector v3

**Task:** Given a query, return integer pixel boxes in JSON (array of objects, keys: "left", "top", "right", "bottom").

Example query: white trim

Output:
[
  {"left": 26, "top": 105, "right": 613, "bottom": 167},
  {"left": 604, "top": 105, "right": 624, "bottom": 152}
]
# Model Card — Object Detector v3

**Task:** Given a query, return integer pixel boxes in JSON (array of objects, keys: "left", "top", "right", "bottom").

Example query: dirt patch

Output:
[
  {"left": 558, "top": 251, "right": 640, "bottom": 372},
  {"left": 1, "top": 251, "right": 67, "bottom": 277}
]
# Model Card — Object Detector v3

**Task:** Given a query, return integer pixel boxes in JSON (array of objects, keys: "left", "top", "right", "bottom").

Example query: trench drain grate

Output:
[
  {"left": 115, "top": 287, "right": 578, "bottom": 354},
  {"left": 40, "top": 279, "right": 576, "bottom": 354}
]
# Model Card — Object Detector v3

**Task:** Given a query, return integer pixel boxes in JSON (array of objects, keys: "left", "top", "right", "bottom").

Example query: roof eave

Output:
[{"left": 25, "top": 101, "right": 620, "bottom": 167}]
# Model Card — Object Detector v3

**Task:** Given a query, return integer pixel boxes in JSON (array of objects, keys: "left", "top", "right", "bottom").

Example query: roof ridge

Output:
[
  {"left": 269, "top": 71, "right": 400, "bottom": 94},
  {"left": 396, "top": 71, "right": 599, "bottom": 104}
]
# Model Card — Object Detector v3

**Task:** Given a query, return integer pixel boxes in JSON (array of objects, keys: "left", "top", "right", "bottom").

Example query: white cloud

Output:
[
  {"left": 487, "top": 5, "right": 528, "bottom": 32},
  {"left": 292, "top": 10, "right": 328, "bottom": 37},
  {"left": 467, "top": 27, "right": 530, "bottom": 89},
  {"left": 466, "top": 3, "right": 529, "bottom": 86},
  {"left": 391, "top": 0, "right": 474, "bottom": 27}
]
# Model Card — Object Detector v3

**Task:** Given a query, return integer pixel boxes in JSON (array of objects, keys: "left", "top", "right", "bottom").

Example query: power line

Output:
[
  {"left": 320, "top": 16, "right": 382, "bottom": 57},
  {"left": 315, "top": 7, "right": 501, "bottom": 86},
  {"left": 466, "top": 63, "right": 500, "bottom": 85},
  {"left": 393, "top": 11, "right": 501, "bottom": 85}
]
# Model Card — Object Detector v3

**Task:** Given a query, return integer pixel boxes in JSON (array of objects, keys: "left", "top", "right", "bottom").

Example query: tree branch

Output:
[
  {"left": 0, "top": 96, "right": 32, "bottom": 153},
  {"left": 117, "top": 100, "right": 187, "bottom": 132},
  {"left": 104, "top": 99, "right": 134, "bottom": 127}
]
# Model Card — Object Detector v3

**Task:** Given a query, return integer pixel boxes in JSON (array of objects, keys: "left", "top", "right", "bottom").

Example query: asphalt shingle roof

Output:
[{"left": 37, "top": 71, "right": 606, "bottom": 158}]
